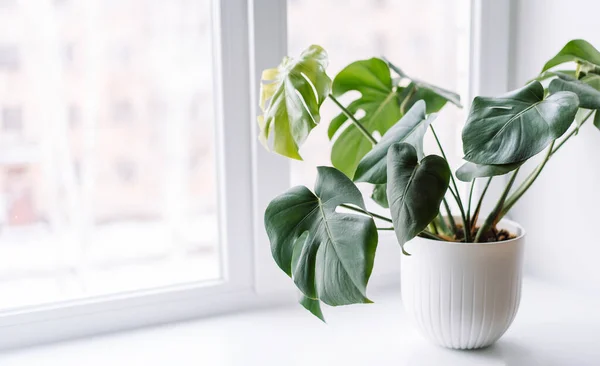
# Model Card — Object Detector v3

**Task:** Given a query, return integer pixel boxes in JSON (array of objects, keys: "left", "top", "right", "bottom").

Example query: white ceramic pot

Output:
[{"left": 401, "top": 218, "right": 525, "bottom": 349}]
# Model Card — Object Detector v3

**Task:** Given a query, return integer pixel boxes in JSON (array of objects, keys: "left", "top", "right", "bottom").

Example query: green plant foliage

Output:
[
  {"left": 354, "top": 101, "right": 434, "bottom": 184},
  {"left": 462, "top": 81, "right": 579, "bottom": 165},
  {"left": 533, "top": 70, "right": 577, "bottom": 82},
  {"left": 386, "top": 143, "right": 450, "bottom": 254},
  {"left": 258, "top": 45, "right": 331, "bottom": 160},
  {"left": 386, "top": 60, "right": 462, "bottom": 108},
  {"left": 456, "top": 161, "right": 523, "bottom": 182},
  {"left": 299, "top": 294, "right": 325, "bottom": 322},
  {"left": 371, "top": 184, "right": 388, "bottom": 208},
  {"left": 541, "top": 39, "right": 600, "bottom": 72},
  {"left": 264, "top": 166, "right": 377, "bottom": 315},
  {"left": 548, "top": 77, "right": 600, "bottom": 109},
  {"left": 582, "top": 73, "right": 600, "bottom": 90},
  {"left": 259, "top": 39, "right": 600, "bottom": 318},
  {"left": 328, "top": 58, "right": 402, "bottom": 178}
]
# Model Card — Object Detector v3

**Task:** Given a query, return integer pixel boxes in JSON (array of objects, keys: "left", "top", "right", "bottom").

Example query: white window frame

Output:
[{"left": 0, "top": 0, "right": 511, "bottom": 350}]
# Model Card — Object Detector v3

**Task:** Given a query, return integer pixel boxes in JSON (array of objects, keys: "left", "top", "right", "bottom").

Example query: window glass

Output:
[{"left": 0, "top": 0, "right": 220, "bottom": 311}]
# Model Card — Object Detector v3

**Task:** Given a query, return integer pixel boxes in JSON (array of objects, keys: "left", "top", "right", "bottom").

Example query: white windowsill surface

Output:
[{"left": 1, "top": 278, "right": 599, "bottom": 366}]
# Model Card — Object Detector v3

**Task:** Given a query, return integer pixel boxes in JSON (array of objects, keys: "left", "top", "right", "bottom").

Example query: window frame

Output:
[{"left": 0, "top": 0, "right": 510, "bottom": 350}]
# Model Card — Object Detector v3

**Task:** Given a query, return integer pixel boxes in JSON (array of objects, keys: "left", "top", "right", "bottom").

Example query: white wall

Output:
[{"left": 509, "top": 0, "right": 600, "bottom": 290}]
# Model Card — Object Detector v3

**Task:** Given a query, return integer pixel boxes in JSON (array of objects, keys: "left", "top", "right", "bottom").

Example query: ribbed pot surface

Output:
[{"left": 401, "top": 218, "right": 525, "bottom": 349}]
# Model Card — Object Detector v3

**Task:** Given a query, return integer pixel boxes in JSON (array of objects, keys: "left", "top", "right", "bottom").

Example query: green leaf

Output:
[
  {"left": 258, "top": 45, "right": 332, "bottom": 160},
  {"left": 386, "top": 143, "right": 450, "bottom": 254},
  {"left": 264, "top": 166, "right": 377, "bottom": 308},
  {"left": 299, "top": 294, "right": 325, "bottom": 322},
  {"left": 575, "top": 108, "right": 592, "bottom": 128},
  {"left": 371, "top": 184, "right": 389, "bottom": 208},
  {"left": 405, "top": 87, "right": 452, "bottom": 114},
  {"left": 548, "top": 77, "right": 600, "bottom": 110},
  {"left": 328, "top": 58, "right": 402, "bottom": 178},
  {"left": 541, "top": 39, "right": 600, "bottom": 72},
  {"left": 582, "top": 74, "right": 600, "bottom": 91},
  {"left": 594, "top": 110, "right": 600, "bottom": 131},
  {"left": 462, "top": 81, "right": 579, "bottom": 165},
  {"left": 354, "top": 101, "right": 434, "bottom": 184},
  {"left": 532, "top": 70, "right": 577, "bottom": 83},
  {"left": 456, "top": 161, "right": 523, "bottom": 182},
  {"left": 387, "top": 59, "right": 462, "bottom": 108}
]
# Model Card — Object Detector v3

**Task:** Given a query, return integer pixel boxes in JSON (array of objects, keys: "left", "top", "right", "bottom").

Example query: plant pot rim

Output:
[{"left": 424, "top": 216, "right": 526, "bottom": 246}]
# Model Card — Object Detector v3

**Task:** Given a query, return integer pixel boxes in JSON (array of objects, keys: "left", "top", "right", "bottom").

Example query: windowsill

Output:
[{"left": 2, "top": 277, "right": 599, "bottom": 365}]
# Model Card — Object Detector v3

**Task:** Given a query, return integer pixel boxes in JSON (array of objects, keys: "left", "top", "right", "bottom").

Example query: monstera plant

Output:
[{"left": 258, "top": 40, "right": 600, "bottom": 321}]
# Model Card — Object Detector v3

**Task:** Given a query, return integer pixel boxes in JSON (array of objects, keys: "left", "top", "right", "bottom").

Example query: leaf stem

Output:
[
  {"left": 430, "top": 125, "right": 469, "bottom": 240},
  {"left": 467, "top": 178, "right": 476, "bottom": 226},
  {"left": 435, "top": 213, "right": 450, "bottom": 235},
  {"left": 377, "top": 227, "right": 394, "bottom": 231},
  {"left": 418, "top": 230, "right": 445, "bottom": 241},
  {"left": 399, "top": 83, "right": 417, "bottom": 115},
  {"left": 498, "top": 142, "right": 554, "bottom": 220},
  {"left": 328, "top": 94, "right": 377, "bottom": 145},
  {"left": 495, "top": 109, "right": 594, "bottom": 223},
  {"left": 475, "top": 169, "right": 519, "bottom": 242},
  {"left": 339, "top": 203, "right": 393, "bottom": 223},
  {"left": 442, "top": 198, "right": 457, "bottom": 234},
  {"left": 470, "top": 177, "right": 492, "bottom": 231}
]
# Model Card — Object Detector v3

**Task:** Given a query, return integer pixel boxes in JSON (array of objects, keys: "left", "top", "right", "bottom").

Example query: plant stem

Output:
[
  {"left": 467, "top": 178, "right": 476, "bottom": 226},
  {"left": 435, "top": 213, "right": 450, "bottom": 235},
  {"left": 430, "top": 125, "right": 469, "bottom": 240},
  {"left": 399, "top": 83, "right": 417, "bottom": 115},
  {"left": 475, "top": 169, "right": 519, "bottom": 242},
  {"left": 377, "top": 227, "right": 394, "bottom": 231},
  {"left": 470, "top": 177, "right": 492, "bottom": 231},
  {"left": 339, "top": 203, "right": 393, "bottom": 223},
  {"left": 498, "top": 142, "right": 554, "bottom": 219},
  {"left": 498, "top": 109, "right": 594, "bottom": 221},
  {"left": 552, "top": 110, "right": 594, "bottom": 153},
  {"left": 328, "top": 94, "right": 377, "bottom": 145},
  {"left": 442, "top": 198, "right": 457, "bottom": 234},
  {"left": 418, "top": 230, "right": 445, "bottom": 241},
  {"left": 428, "top": 220, "right": 439, "bottom": 234}
]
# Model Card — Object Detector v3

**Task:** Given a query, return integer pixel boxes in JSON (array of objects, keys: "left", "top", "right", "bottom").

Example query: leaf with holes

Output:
[
  {"left": 264, "top": 166, "right": 378, "bottom": 315},
  {"left": 258, "top": 45, "right": 331, "bottom": 160},
  {"left": 354, "top": 101, "right": 435, "bottom": 184},
  {"left": 387, "top": 143, "right": 450, "bottom": 254},
  {"left": 327, "top": 58, "right": 402, "bottom": 178},
  {"left": 462, "top": 81, "right": 579, "bottom": 165}
]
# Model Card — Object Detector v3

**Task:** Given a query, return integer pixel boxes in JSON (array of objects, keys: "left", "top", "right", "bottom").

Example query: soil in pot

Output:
[{"left": 451, "top": 225, "right": 516, "bottom": 243}]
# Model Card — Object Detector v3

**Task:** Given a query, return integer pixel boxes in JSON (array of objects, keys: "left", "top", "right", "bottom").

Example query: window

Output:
[
  {"left": 0, "top": 44, "right": 19, "bottom": 71},
  {"left": 111, "top": 100, "right": 134, "bottom": 123},
  {"left": 0, "top": 0, "right": 223, "bottom": 313},
  {"left": 2, "top": 106, "right": 23, "bottom": 133},
  {"left": 0, "top": 0, "right": 507, "bottom": 350}
]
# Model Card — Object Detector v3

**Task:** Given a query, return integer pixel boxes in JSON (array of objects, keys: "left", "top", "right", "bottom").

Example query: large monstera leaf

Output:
[
  {"left": 541, "top": 39, "right": 600, "bottom": 73},
  {"left": 264, "top": 166, "right": 378, "bottom": 318},
  {"left": 327, "top": 58, "right": 402, "bottom": 178},
  {"left": 462, "top": 81, "right": 579, "bottom": 165},
  {"left": 353, "top": 101, "right": 434, "bottom": 184},
  {"left": 386, "top": 143, "right": 450, "bottom": 254},
  {"left": 258, "top": 45, "right": 332, "bottom": 160}
]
